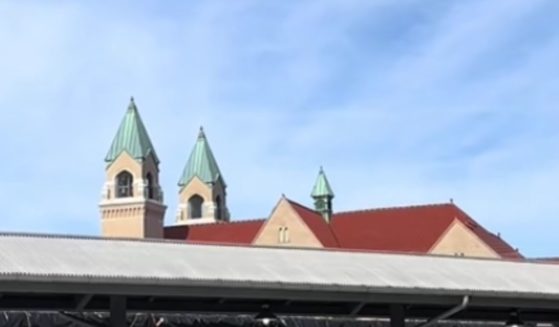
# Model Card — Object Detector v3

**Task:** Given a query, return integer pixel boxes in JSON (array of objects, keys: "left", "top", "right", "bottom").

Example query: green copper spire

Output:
[
  {"left": 311, "top": 167, "right": 334, "bottom": 198},
  {"left": 311, "top": 167, "right": 334, "bottom": 222},
  {"left": 105, "top": 97, "right": 159, "bottom": 164},
  {"left": 178, "top": 127, "right": 224, "bottom": 187}
]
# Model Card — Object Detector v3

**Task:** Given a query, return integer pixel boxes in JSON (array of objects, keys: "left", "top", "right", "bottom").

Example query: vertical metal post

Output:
[
  {"left": 110, "top": 296, "right": 127, "bottom": 327},
  {"left": 390, "top": 304, "right": 405, "bottom": 327}
]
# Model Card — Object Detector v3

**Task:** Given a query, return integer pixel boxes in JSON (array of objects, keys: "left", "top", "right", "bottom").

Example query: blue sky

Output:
[{"left": 0, "top": 1, "right": 558, "bottom": 257}]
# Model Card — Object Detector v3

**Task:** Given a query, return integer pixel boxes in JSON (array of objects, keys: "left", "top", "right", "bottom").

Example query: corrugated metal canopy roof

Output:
[{"left": 0, "top": 232, "right": 557, "bottom": 301}]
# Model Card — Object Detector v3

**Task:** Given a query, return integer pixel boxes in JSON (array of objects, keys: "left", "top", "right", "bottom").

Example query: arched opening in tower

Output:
[
  {"left": 188, "top": 195, "right": 204, "bottom": 219},
  {"left": 116, "top": 171, "right": 134, "bottom": 198}
]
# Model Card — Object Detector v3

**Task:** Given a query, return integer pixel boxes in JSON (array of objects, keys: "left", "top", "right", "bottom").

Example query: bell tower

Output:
[
  {"left": 175, "top": 127, "right": 229, "bottom": 225},
  {"left": 99, "top": 97, "right": 166, "bottom": 238}
]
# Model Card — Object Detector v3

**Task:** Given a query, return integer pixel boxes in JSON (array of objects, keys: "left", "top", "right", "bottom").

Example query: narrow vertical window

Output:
[
  {"left": 278, "top": 227, "right": 290, "bottom": 244},
  {"left": 215, "top": 195, "right": 222, "bottom": 220},
  {"left": 146, "top": 173, "right": 154, "bottom": 199}
]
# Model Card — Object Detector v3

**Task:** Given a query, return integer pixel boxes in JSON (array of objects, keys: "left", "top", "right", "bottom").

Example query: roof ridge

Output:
[
  {"left": 334, "top": 202, "right": 454, "bottom": 216},
  {"left": 286, "top": 198, "right": 320, "bottom": 214},
  {"left": 165, "top": 219, "right": 266, "bottom": 229},
  {"left": 451, "top": 205, "right": 498, "bottom": 237},
  {"left": 0, "top": 231, "right": 192, "bottom": 245},
  {"left": 224, "top": 218, "right": 266, "bottom": 224},
  {"left": 450, "top": 205, "right": 522, "bottom": 258},
  {"left": 286, "top": 198, "right": 340, "bottom": 248}
]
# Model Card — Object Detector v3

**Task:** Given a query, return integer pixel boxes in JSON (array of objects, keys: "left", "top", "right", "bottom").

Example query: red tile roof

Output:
[
  {"left": 330, "top": 203, "right": 522, "bottom": 259},
  {"left": 330, "top": 204, "right": 451, "bottom": 254},
  {"left": 164, "top": 219, "right": 265, "bottom": 245},
  {"left": 163, "top": 201, "right": 522, "bottom": 259},
  {"left": 288, "top": 200, "right": 339, "bottom": 248}
]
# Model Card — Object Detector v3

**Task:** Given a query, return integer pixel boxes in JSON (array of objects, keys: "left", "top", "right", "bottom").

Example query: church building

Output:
[{"left": 100, "top": 98, "right": 522, "bottom": 260}]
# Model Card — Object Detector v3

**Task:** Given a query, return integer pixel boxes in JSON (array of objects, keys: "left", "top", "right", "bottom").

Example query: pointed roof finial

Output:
[
  {"left": 128, "top": 96, "right": 137, "bottom": 111},
  {"left": 198, "top": 126, "right": 205, "bottom": 138},
  {"left": 311, "top": 166, "right": 334, "bottom": 198}
]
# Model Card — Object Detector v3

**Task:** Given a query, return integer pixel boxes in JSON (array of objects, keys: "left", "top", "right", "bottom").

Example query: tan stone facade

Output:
[
  {"left": 253, "top": 198, "right": 322, "bottom": 248},
  {"left": 99, "top": 151, "right": 166, "bottom": 239},
  {"left": 101, "top": 200, "right": 166, "bottom": 238},
  {"left": 175, "top": 176, "right": 229, "bottom": 225},
  {"left": 429, "top": 219, "right": 499, "bottom": 258}
]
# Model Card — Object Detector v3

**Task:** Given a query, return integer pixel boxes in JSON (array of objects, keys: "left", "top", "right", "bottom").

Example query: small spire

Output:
[
  {"left": 311, "top": 166, "right": 334, "bottom": 223},
  {"left": 128, "top": 96, "right": 137, "bottom": 111},
  {"left": 105, "top": 97, "right": 159, "bottom": 164},
  {"left": 311, "top": 167, "right": 334, "bottom": 198},
  {"left": 178, "top": 126, "right": 224, "bottom": 187}
]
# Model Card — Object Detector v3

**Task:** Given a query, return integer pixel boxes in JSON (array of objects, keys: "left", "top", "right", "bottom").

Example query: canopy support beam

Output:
[
  {"left": 390, "top": 304, "right": 405, "bottom": 327},
  {"left": 110, "top": 296, "right": 127, "bottom": 327},
  {"left": 416, "top": 295, "right": 469, "bottom": 327}
]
